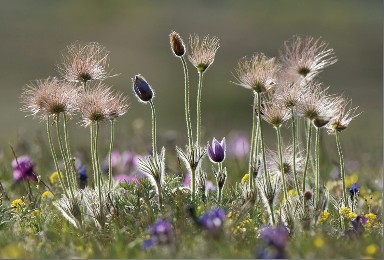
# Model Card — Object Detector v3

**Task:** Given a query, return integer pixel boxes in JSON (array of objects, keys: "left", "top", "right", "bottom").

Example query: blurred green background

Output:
[{"left": 0, "top": 0, "right": 382, "bottom": 168}]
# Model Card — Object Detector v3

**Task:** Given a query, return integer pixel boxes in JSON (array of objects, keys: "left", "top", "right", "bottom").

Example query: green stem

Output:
[
  {"left": 315, "top": 127, "right": 320, "bottom": 208},
  {"left": 191, "top": 167, "right": 196, "bottom": 202},
  {"left": 291, "top": 109, "right": 300, "bottom": 195},
  {"left": 156, "top": 181, "right": 163, "bottom": 208},
  {"left": 62, "top": 113, "right": 77, "bottom": 189},
  {"left": 302, "top": 119, "right": 312, "bottom": 205},
  {"left": 108, "top": 120, "right": 115, "bottom": 191},
  {"left": 335, "top": 131, "right": 347, "bottom": 205},
  {"left": 46, "top": 118, "right": 69, "bottom": 199},
  {"left": 268, "top": 200, "right": 275, "bottom": 226},
  {"left": 149, "top": 100, "right": 157, "bottom": 158},
  {"left": 55, "top": 114, "right": 74, "bottom": 199},
  {"left": 90, "top": 122, "right": 97, "bottom": 188},
  {"left": 277, "top": 126, "right": 288, "bottom": 202},
  {"left": 94, "top": 121, "right": 103, "bottom": 216},
  {"left": 217, "top": 162, "right": 223, "bottom": 204},
  {"left": 248, "top": 93, "right": 257, "bottom": 190},
  {"left": 196, "top": 71, "right": 204, "bottom": 146},
  {"left": 256, "top": 92, "right": 271, "bottom": 191},
  {"left": 181, "top": 57, "right": 194, "bottom": 150}
]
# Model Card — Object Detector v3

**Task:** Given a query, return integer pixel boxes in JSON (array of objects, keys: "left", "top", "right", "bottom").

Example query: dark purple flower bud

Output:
[
  {"left": 77, "top": 164, "right": 87, "bottom": 189},
  {"left": 350, "top": 215, "right": 367, "bottom": 234},
  {"left": 142, "top": 218, "right": 173, "bottom": 249},
  {"left": 12, "top": 155, "right": 37, "bottom": 182},
  {"left": 349, "top": 182, "right": 360, "bottom": 199},
  {"left": 133, "top": 74, "right": 153, "bottom": 103},
  {"left": 207, "top": 137, "right": 226, "bottom": 163},
  {"left": 198, "top": 208, "right": 226, "bottom": 235},
  {"left": 260, "top": 225, "right": 289, "bottom": 250}
]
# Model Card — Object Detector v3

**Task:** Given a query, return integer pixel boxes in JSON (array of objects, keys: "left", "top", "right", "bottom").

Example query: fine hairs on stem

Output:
[
  {"left": 302, "top": 119, "right": 312, "bottom": 205},
  {"left": 248, "top": 93, "right": 258, "bottom": 190}
]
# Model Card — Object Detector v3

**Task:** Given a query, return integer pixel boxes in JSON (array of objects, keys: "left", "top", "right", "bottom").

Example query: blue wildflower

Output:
[{"left": 349, "top": 182, "right": 360, "bottom": 199}]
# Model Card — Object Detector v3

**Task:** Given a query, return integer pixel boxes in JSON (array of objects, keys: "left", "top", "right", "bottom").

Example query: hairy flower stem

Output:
[
  {"left": 181, "top": 57, "right": 194, "bottom": 150},
  {"left": 335, "top": 131, "right": 347, "bottom": 205},
  {"left": 302, "top": 119, "right": 312, "bottom": 205},
  {"left": 90, "top": 123, "right": 97, "bottom": 188},
  {"left": 55, "top": 114, "right": 74, "bottom": 199},
  {"left": 291, "top": 109, "right": 300, "bottom": 195},
  {"left": 46, "top": 118, "right": 69, "bottom": 199},
  {"left": 315, "top": 127, "right": 320, "bottom": 208},
  {"left": 191, "top": 167, "right": 196, "bottom": 203},
  {"left": 108, "top": 120, "right": 115, "bottom": 191},
  {"left": 217, "top": 162, "right": 223, "bottom": 204},
  {"left": 149, "top": 100, "right": 157, "bottom": 159},
  {"left": 196, "top": 71, "right": 204, "bottom": 147},
  {"left": 276, "top": 127, "right": 288, "bottom": 202},
  {"left": 257, "top": 92, "right": 271, "bottom": 192},
  {"left": 155, "top": 181, "right": 163, "bottom": 208},
  {"left": 248, "top": 93, "right": 257, "bottom": 190},
  {"left": 62, "top": 113, "right": 77, "bottom": 189},
  {"left": 94, "top": 121, "right": 103, "bottom": 217}
]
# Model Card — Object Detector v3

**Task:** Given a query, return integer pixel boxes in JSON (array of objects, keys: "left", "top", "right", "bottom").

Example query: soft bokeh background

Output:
[{"left": 0, "top": 0, "right": 382, "bottom": 169}]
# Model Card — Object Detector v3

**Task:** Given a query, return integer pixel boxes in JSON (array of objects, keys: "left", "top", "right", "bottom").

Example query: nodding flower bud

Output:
[
  {"left": 304, "top": 191, "right": 312, "bottom": 201},
  {"left": 133, "top": 74, "right": 153, "bottom": 103},
  {"left": 170, "top": 31, "right": 185, "bottom": 57}
]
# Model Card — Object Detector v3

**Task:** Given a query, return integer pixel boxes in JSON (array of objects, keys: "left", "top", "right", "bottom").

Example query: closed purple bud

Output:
[
  {"left": 133, "top": 74, "right": 153, "bottom": 103},
  {"left": 207, "top": 137, "right": 226, "bottom": 163}
]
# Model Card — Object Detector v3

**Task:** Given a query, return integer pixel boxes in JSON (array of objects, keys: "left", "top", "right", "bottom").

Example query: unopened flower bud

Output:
[
  {"left": 133, "top": 74, "right": 153, "bottom": 103},
  {"left": 170, "top": 31, "right": 185, "bottom": 57}
]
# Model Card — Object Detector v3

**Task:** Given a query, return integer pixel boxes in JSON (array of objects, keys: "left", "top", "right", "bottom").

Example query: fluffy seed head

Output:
[
  {"left": 170, "top": 31, "right": 186, "bottom": 57},
  {"left": 279, "top": 35, "right": 337, "bottom": 82},
  {"left": 261, "top": 99, "right": 289, "bottom": 128},
  {"left": 58, "top": 42, "right": 111, "bottom": 84},
  {"left": 132, "top": 74, "right": 154, "bottom": 103},
  {"left": 20, "top": 77, "right": 78, "bottom": 119},
  {"left": 107, "top": 92, "right": 129, "bottom": 121},
  {"left": 274, "top": 81, "right": 304, "bottom": 109},
  {"left": 327, "top": 98, "right": 360, "bottom": 133},
  {"left": 233, "top": 53, "right": 277, "bottom": 93},
  {"left": 78, "top": 83, "right": 113, "bottom": 126},
  {"left": 267, "top": 145, "right": 303, "bottom": 185},
  {"left": 188, "top": 34, "right": 220, "bottom": 73},
  {"left": 296, "top": 82, "right": 340, "bottom": 123}
]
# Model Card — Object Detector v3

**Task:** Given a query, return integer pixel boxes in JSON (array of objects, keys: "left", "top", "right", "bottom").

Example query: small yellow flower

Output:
[
  {"left": 288, "top": 189, "right": 297, "bottom": 197},
  {"left": 314, "top": 237, "right": 324, "bottom": 248},
  {"left": 319, "top": 210, "right": 330, "bottom": 224},
  {"left": 339, "top": 207, "right": 351, "bottom": 218},
  {"left": 348, "top": 212, "right": 357, "bottom": 220},
  {"left": 365, "top": 244, "right": 377, "bottom": 256},
  {"left": 49, "top": 171, "right": 60, "bottom": 185},
  {"left": 241, "top": 173, "right": 249, "bottom": 184},
  {"left": 31, "top": 209, "right": 40, "bottom": 217},
  {"left": 41, "top": 191, "right": 54, "bottom": 200},
  {"left": 345, "top": 173, "right": 358, "bottom": 187},
  {"left": 365, "top": 213, "right": 376, "bottom": 222},
  {"left": 11, "top": 199, "right": 24, "bottom": 208}
]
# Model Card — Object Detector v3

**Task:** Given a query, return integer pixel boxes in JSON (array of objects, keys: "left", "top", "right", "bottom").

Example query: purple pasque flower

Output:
[
  {"left": 142, "top": 218, "right": 173, "bottom": 249},
  {"left": 198, "top": 208, "right": 226, "bottom": 235},
  {"left": 351, "top": 215, "right": 368, "bottom": 234},
  {"left": 349, "top": 182, "right": 360, "bottom": 198},
  {"left": 260, "top": 225, "right": 289, "bottom": 250},
  {"left": 12, "top": 155, "right": 37, "bottom": 182},
  {"left": 207, "top": 137, "right": 226, "bottom": 163}
]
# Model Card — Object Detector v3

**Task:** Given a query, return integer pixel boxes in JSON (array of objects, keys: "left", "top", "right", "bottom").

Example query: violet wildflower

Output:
[
  {"left": 207, "top": 138, "right": 226, "bottom": 163},
  {"left": 198, "top": 208, "right": 226, "bottom": 236},
  {"left": 259, "top": 225, "right": 289, "bottom": 259},
  {"left": 350, "top": 216, "right": 368, "bottom": 235},
  {"left": 12, "top": 155, "right": 37, "bottom": 182},
  {"left": 142, "top": 219, "right": 173, "bottom": 249}
]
